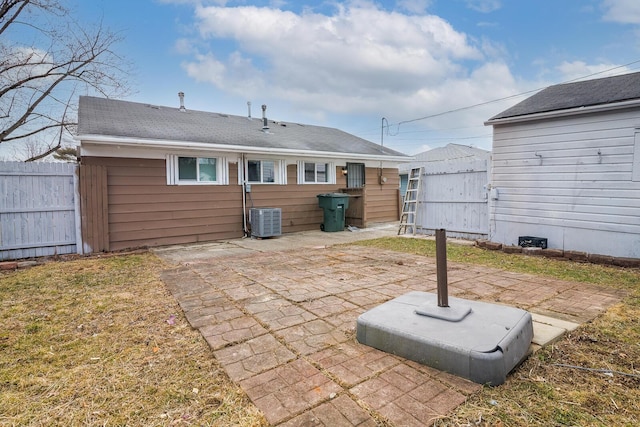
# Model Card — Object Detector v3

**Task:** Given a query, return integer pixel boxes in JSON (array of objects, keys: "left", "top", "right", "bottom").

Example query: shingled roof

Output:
[
  {"left": 487, "top": 71, "right": 640, "bottom": 122},
  {"left": 77, "top": 96, "right": 407, "bottom": 160},
  {"left": 398, "top": 143, "right": 490, "bottom": 174}
]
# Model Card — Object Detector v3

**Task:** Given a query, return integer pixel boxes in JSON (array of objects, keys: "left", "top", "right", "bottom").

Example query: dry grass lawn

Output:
[
  {"left": 0, "top": 253, "right": 266, "bottom": 426},
  {"left": 1, "top": 238, "right": 639, "bottom": 426}
]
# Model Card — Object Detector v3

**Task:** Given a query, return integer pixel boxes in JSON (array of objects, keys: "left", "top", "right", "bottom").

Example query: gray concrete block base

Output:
[{"left": 356, "top": 291, "right": 533, "bottom": 386}]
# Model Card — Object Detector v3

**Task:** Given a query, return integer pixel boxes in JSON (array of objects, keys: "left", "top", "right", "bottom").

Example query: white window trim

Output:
[
  {"left": 297, "top": 160, "right": 336, "bottom": 184},
  {"left": 166, "top": 154, "right": 229, "bottom": 185},
  {"left": 244, "top": 158, "right": 287, "bottom": 185}
]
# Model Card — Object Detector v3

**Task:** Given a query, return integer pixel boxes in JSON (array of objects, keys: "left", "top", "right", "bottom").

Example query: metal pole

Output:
[
  {"left": 380, "top": 117, "right": 392, "bottom": 147},
  {"left": 436, "top": 228, "right": 449, "bottom": 307}
]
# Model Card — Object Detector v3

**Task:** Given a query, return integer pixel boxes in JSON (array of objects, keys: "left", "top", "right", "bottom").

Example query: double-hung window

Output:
[
  {"left": 166, "top": 154, "right": 229, "bottom": 185},
  {"left": 248, "top": 160, "right": 275, "bottom": 183},
  {"left": 297, "top": 161, "right": 336, "bottom": 184},
  {"left": 242, "top": 159, "right": 287, "bottom": 184}
]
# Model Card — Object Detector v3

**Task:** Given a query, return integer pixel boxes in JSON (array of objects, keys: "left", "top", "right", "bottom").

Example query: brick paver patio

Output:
[{"left": 159, "top": 244, "right": 626, "bottom": 426}]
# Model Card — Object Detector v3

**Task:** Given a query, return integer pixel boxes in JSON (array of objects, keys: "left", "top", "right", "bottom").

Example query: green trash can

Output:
[{"left": 317, "top": 193, "right": 350, "bottom": 232}]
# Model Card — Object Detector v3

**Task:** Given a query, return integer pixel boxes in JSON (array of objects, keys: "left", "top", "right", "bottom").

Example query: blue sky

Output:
[{"left": 68, "top": 0, "right": 640, "bottom": 155}]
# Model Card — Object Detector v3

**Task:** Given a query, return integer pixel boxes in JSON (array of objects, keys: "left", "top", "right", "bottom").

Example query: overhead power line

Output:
[{"left": 382, "top": 58, "right": 640, "bottom": 135}]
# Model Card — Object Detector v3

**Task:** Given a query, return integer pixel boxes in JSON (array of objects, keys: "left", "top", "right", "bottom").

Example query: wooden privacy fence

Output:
[
  {"left": 415, "top": 158, "right": 489, "bottom": 239},
  {"left": 0, "top": 161, "right": 82, "bottom": 260}
]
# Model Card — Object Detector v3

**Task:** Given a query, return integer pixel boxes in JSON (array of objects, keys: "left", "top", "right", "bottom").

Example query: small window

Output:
[
  {"left": 297, "top": 161, "right": 335, "bottom": 184},
  {"left": 166, "top": 154, "right": 228, "bottom": 185},
  {"left": 241, "top": 159, "right": 287, "bottom": 185},
  {"left": 248, "top": 160, "right": 275, "bottom": 183},
  {"left": 304, "top": 162, "right": 329, "bottom": 183}
]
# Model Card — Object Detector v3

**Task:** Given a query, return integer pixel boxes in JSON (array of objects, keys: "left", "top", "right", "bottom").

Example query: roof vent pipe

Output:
[
  {"left": 178, "top": 92, "right": 186, "bottom": 112},
  {"left": 247, "top": 101, "right": 252, "bottom": 119},
  {"left": 262, "top": 104, "right": 269, "bottom": 129}
]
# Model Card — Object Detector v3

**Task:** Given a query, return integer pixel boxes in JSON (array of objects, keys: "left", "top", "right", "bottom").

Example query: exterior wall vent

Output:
[{"left": 249, "top": 207, "right": 282, "bottom": 238}]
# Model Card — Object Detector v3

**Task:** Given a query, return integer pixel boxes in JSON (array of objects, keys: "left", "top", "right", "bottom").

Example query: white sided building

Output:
[{"left": 485, "top": 72, "right": 640, "bottom": 259}]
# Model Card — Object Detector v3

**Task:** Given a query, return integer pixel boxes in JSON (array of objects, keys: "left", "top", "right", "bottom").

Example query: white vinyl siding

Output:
[
  {"left": 633, "top": 131, "right": 640, "bottom": 182},
  {"left": 489, "top": 108, "right": 640, "bottom": 258}
]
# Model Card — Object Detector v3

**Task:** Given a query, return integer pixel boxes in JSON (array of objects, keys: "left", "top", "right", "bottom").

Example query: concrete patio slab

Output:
[
  {"left": 530, "top": 313, "right": 581, "bottom": 347},
  {"left": 155, "top": 227, "right": 626, "bottom": 426},
  {"left": 532, "top": 312, "right": 581, "bottom": 332},
  {"left": 531, "top": 320, "right": 569, "bottom": 347}
]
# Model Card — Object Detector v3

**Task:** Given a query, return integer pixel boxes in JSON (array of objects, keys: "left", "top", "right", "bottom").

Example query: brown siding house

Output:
[{"left": 76, "top": 96, "right": 408, "bottom": 253}]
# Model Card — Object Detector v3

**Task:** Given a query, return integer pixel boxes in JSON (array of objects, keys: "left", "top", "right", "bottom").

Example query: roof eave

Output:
[
  {"left": 76, "top": 134, "right": 410, "bottom": 162},
  {"left": 484, "top": 98, "right": 640, "bottom": 126}
]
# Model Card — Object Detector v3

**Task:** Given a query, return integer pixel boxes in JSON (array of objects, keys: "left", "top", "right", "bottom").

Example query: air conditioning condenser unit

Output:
[{"left": 249, "top": 207, "right": 282, "bottom": 238}]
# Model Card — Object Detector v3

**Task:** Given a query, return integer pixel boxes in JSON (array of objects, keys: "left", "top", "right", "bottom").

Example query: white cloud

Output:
[
  {"left": 182, "top": 53, "right": 227, "bottom": 84},
  {"left": 169, "top": 0, "right": 559, "bottom": 155},
  {"left": 556, "top": 60, "right": 631, "bottom": 81},
  {"left": 182, "top": 2, "right": 488, "bottom": 118},
  {"left": 157, "top": 0, "right": 228, "bottom": 5},
  {"left": 412, "top": 144, "right": 434, "bottom": 155},
  {"left": 477, "top": 21, "right": 498, "bottom": 28},
  {"left": 465, "top": 0, "right": 501, "bottom": 14},
  {"left": 479, "top": 36, "right": 506, "bottom": 58},
  {"left": 397, "top": 0, "right": 432, "bottom": 14},
  {"left": 602, "top": 0, "right": 640, "bottom": 24},
  {"left": 173, "top": 38, "right": 197, "bottom": 55},
  {"left": 269, "top": 0, "right": 287, "bottom": 8}
]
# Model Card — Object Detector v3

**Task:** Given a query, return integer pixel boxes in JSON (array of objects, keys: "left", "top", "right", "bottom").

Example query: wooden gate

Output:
[
  {"left": 0, "top": 161, "right": 81, "bottom": 260},
  {"left": 416, "top": 158, "right": 489, "bottom": 239}
]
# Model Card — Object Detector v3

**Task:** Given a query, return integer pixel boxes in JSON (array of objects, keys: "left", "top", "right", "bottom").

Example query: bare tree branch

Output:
[
  {"left": 1, "top": 121, "right": 73, "bottom": 142},
  {"left": 0, "top": 0, "right": 130, "bottom": 160},
  {"left": 24, "top": 83, "right": 72, "bottom": 161},
  {"left": 0, "top": 1, "right": 30, "bottom": 35},
  {"left": 1, "top": 1, "right": 64, "bottom": 36}
]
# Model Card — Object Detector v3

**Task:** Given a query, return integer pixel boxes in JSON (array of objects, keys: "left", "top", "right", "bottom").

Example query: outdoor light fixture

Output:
[{"left": 342, "top": 167, "right": 348, "bottom": 176}]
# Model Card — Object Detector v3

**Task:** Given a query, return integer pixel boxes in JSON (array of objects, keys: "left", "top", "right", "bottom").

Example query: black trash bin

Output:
[{"left": 317, "top": 193, "right": 350, "bottom": 232}]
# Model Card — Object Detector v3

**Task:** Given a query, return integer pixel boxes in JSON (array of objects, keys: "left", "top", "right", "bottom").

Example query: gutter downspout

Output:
[{"left": 241, "top": 153, "right": 248, "bottom": 237}]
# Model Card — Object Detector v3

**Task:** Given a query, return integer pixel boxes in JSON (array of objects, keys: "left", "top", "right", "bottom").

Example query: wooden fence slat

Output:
[{"left": 0, "top": 161, "right": 78, "bottom": 260}]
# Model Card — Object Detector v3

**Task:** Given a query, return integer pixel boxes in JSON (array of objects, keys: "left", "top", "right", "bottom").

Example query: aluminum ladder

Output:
[{"left": 398, "top": 167, "right": 423, "bottom": 235}]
